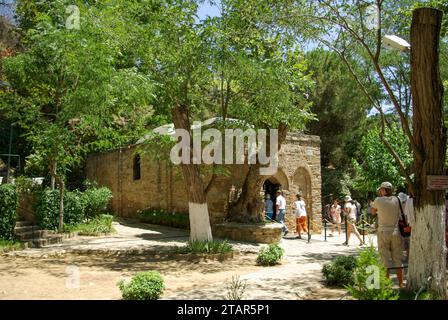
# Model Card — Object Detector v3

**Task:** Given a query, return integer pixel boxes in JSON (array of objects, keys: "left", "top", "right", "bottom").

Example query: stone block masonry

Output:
[{"left": 85, "top": 132, "right": 322, "bottom": 235}]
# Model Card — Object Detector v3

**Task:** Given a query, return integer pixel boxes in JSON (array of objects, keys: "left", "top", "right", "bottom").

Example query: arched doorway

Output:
[
  {"left": 261, "top": 169, "right": 289, "bottom": 220},
  {"left": 292, "top": 167, "right": 312, "bottom": 218}
]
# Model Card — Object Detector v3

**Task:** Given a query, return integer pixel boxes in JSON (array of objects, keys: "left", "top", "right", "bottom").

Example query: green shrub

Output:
[
  {"left": 180, "top": 240, "right": 233, "bottom": 254},
  {"left": 347, "top": 245, "right": 399, "bottom": 300},
  {"left": 0, "top": 184, "right": 19, "bottom": 240},
  {"left": 118, "top": 271, "right": 165, "bottom": 300},
  {"left": 35, "top": 189, "right": 86, "bottom": 230},
  {"left": 398, "top": 289, "right": 442, "bottom": 300},
  {"left": 74, "top": 214, "right": 115, "bottom": 235},
  {"left": 256, "top": 244, "right": 284, "bottom": 266},
  {"left": 0, "top": 240, "right": 25, "bottom": 253},
  {"left": 138, "top": 209, "right": 189, "bottom": 229},
  {"left": 35, "top": 189, "right": 59, "bottom": 230},
  {"left": 63, "top": 190, "right": 85, "bottom": 226},
  {"left": 322, "top": 255, "right": 357, "bottom": 287},
  {"left": 82, "top": 187, "right": 113, "bottom": 217}
]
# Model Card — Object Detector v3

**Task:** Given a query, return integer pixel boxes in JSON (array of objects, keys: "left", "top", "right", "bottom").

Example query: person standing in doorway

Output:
[
  {"left": 264, "top": 194, "right": 274, "bottom": 221},
  {"left": 329, "top": 199, "right": 342, "bottom": 237},
  {"left": 343, "top": 196, "right": 364, "bottom": 246},
  {"left": 371, "top": 182, "right": 404, "bottom": 288},
  {"left": 276, "top": 190, "right": 288, "bottom": 236},
  {"left": 294, "top": 194, "right": 308, "bottom": 239}
]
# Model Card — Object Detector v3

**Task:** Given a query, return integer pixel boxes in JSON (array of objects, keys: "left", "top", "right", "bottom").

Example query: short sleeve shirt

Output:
[
  {"left": 276, "top": 195, "right": 286, "bottom": 210},
  {"left": 294, "top": 200, "right": 307, "bottom": 217},
  {"left": 345, "top": 203, "right": 357, "bottom": 220},
  {"left": 373, "top": 196, "right": 400, "bottom": 232}
]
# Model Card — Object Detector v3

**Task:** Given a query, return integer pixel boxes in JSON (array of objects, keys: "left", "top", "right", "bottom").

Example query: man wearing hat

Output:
[{"left": 371, "top": 182, "right": 404, "bottom": 287}]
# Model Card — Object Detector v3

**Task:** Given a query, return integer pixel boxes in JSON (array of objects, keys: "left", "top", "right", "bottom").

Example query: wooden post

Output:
[{"left": 408, "top": 7, "right": 447, "bottom": 298}]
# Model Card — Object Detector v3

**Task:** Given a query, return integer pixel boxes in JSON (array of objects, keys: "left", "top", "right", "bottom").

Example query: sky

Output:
[{"left": 197, "top": 1, "right": 221, "bottom": 20}]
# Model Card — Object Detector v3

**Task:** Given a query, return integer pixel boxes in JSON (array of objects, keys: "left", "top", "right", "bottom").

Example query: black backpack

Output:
[{"left": 397, "top": 196, "right": 411, "bottom": 238}]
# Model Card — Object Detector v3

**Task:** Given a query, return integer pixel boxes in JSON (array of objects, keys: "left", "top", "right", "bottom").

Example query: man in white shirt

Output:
[
  {"left": 276, "top": 190, "right": 288, "bottom": 236},
  {"left": 294, "top": 194, "right": 308, "bottom": 239}
]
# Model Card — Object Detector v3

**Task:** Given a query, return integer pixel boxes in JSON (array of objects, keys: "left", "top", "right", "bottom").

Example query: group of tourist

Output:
[
  {"left": 264, "top": 181, "right": 448, "bottom": 288},
  {"left": 263, "top": 191, "right": 308, "bottom": 239},
  {"left": 327, "top": 196, "right": 364, "bottom": 246}
]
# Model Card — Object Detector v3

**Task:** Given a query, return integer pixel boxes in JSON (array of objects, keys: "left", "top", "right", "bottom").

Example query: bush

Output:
[
  {"left": 322, "top": 255, "right": 357, "bottom": 287},
  {"left": 180, "top": 240, "right": 233, "bottom": 254},
  {"left": 35, "top": 189, "right": 86, "bottom": 230},
  {"left": 74, "top": 214, "right": 115, "bottom": 235},
  {"left": 35, "top": 189, "right": 59, "bottom": 230},
  {"left": 398, "top": 289, "right": 441, "bottom": 300},
  {"left": 0, "top": 240, "right": 25, "bottom": 253},
  {"left": 82, "top": 187, "right": 113, "bottom": 217},
  {"left": 118, "top": 271, "right": 165, "bottom": 300},
  {"left": 347, "top": 245, "right": 399, "bottom": 300},
  {"left": 63, "top": 190, "right": 85, "bottom": 226},
  {"left": 0, "top": 184, "right": 19, "bottom": 240},
  {"left": 138, "top": 209, "right": 189, "bottom": 229},
  {"left": 256, "top": 244, "right": 284, "bottom": 266}
]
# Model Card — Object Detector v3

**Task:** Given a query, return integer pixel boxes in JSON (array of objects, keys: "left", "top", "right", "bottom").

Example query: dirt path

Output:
[
  {"left": 0, "top": 221, "right": 375, "bottom": 300},
  {"left": 0, "top": 253, "right": 263, "bottom": 300}
]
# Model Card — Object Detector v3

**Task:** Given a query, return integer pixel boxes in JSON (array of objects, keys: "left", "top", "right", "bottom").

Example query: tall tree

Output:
[
  {"left": 408, "top": 7, "right": 446, "bottom": 298},
  {"left": 271, "top": 0, "right": 446, "bottom": 296},
  {"left": 1, "top": 0, "right": 155, "bottom": 231},
  {"left": 210, "top": 0, "right": 314, "bottom": 222}
]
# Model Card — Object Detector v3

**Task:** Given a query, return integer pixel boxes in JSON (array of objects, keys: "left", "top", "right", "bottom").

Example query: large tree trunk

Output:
[
  {"left": 230, "top": 124, "right": 288, "bottom": 222},
  {"left": 408, "top": 8, "right": 447, "bottom": 298},
  {"left": 172, "top": 105, "right": 212, "bottom": 242},
  {"left": 229, "top": 163, "right": 264, "bottom": 223}
]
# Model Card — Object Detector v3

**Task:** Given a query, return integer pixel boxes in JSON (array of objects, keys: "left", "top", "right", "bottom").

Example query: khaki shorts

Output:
[{"left": 377, "top": 231, "right": 403, "bottom": 269}]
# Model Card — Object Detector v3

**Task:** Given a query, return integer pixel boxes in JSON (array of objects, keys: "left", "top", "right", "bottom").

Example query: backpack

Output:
[{"left": 397, "top": 196, "right": 411, "bottom": 238}]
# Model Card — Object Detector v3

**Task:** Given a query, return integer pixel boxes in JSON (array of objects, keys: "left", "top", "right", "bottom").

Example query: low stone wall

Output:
[{"left": 212, "top": 222, "right": 282, "bottom": 244}]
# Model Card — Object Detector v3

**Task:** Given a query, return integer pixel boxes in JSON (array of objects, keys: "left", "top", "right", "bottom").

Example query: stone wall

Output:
[
  {"left": 85, "top": 132, "right": 322, "bottom": 232},
  {"left": 212, "top": 222, "right": 283, "bottom": 244},
  {"left": 278, "top": 133, "right": 322, "bottom": 232}
]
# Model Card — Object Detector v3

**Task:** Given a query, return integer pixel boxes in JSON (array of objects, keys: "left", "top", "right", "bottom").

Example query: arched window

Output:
[{"left": 133, "top": 155, "right": 141, "bottom": 180}]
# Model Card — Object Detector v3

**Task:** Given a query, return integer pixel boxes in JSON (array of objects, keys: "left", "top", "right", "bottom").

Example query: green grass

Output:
[
  {"left": 178, "top": 240, "right": 233, "bottom": 254},
  {"left": 69, "top": 214, "right": 115, "bottom": 236},
  {"left": 398, "top": 289, "right": 441, "bottom": 300},
  {"left": 0, "top": 240, "right": 26, "bottom": 253}
]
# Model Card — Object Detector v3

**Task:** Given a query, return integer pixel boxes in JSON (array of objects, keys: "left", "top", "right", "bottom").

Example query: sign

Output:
[{"left": 427, "top": 175, "right": 448, "bottom": 190}]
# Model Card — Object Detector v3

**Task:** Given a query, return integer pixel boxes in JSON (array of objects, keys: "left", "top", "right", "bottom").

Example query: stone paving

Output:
[
  {"left": 165, "top": 233, "right": 378, "bottom": 300},
  {"left": 4, "top": 220, "right": 379, "bottom": 300}
]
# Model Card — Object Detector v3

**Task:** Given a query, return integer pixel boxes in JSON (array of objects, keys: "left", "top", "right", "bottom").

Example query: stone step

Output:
[
  {"left": 16, "top": 230, "right": 49, "bottom": 241},
  {"left": 15, "top": 221, "right": 34, "bottom": 228},
  {"left": 14, "top": 225, "right": 39, "bottom": 234},
  {"left": 31, "top": 235, "right": 63, "bottom": 248}
]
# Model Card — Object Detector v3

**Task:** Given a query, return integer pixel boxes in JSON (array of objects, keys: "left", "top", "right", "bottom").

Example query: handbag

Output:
[{"left": 397, "top": 196, "right": 411, "bottom": 238}]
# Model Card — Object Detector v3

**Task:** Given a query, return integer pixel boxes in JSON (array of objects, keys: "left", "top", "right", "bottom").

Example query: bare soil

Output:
[{"left": 0, "top": 253, "right": 263, "bottom": 300}]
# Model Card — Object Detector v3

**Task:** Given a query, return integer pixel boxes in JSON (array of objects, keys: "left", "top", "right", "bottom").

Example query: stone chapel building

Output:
[{"left": 86, "top": 118, "right": 322, "bottom": 232}]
